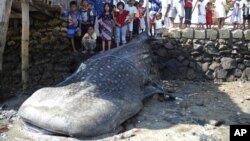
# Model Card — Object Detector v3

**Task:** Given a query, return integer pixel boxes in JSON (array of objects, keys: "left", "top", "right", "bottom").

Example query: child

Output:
[
  {"left": 60, "top": 1, "right": 82, "bottom": 52},
  {"left": 206, "top": 2, "right": 213, "bottom": 29},
  {"left": 184, "top": 0, "right": 193, "bottom": 28},
  {"left": 80, "top": 0, "right": 95, "bottom": 36},
  {"left": 82, "top": 26, "right": 97, "bottom": 54},
  {"left": 125, "top": 0, "right": 137, "bottom": 40},
  {"left": 137, "top": 0, "right": 146, "bottom": 33},
  {"left": 166, "top": 0, "right": 185, "bottom": 29},
  {"left": 154, "top": 12, "right": 164, "bottom": 37},
  {"left": 114, "top": 2, "right": 129, "bottom": 47},
  {"left": 232, "top": 0, "right": 242, "bottom": 29},
  {"left": 99, "top": 3, "right": 113, "bottom": 52},
  {"left": 197, "top": 0, "right": 206, "bottom": 29}
]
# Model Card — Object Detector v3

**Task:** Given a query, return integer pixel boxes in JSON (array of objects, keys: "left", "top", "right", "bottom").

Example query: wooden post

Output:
[
  {"left": 0, "top": 0, "right": 13, "bottom": 89},
  {"left": 21, "top": 0, "right": 30, "bottom": 90},
  {"left": 146, "top": 0, "right": 150, "bottom": 36}
]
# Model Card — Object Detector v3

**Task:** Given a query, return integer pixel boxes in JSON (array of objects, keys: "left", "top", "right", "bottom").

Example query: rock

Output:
[
  {"left": 221, "top": 57, "right": 237, "bottom": 70},
  {"left": 194, "top": 30, "right": 205, "bottom": 39},
  {"left": 218, "top": 44, "right": 228, "bottom": 50},
  {"left": 182, "top": 60, "right": 190, "bottom": 66},
  {"left": 243, "top": 59, "right": 250, "bottom": 67},
  {"left": 233, "top": 69, "right": 243, "bottom": 77},
  {"left": 168, "top": 28, "right": 181, "bottom": 38},
  {"left": 203, "top": 57, "right": 212, "bottom": 62},
  {"left": 202, "top": 62, "right": 210, "bottom": 72},
  {"left": 232, "top": 45, "right": 240, "bottom": 50},
  {"left": 193, "top": 44, "right": 203, "bottom": 51},
  {"left": 207, "top": 29, "right": 218, "bottom": 40},
  {"left": 235, "top": 41, "right": 244, "bottom": 46},
  {"left": 194, "top": 56, "right": 203, "bottom": 61},
  {"left": 232, "top": 50, "right": 238, "bottom": 54},
  {"left": 54, "top": 65, "right": 71, "bottom": 72},
  {"left": 205, "top": 46, "right": 219, "bottom": 55},
  {"left": 187, "top": 69, "right": 196, "bottom": 80},
  {"left": 205, "top": 41, "right": 215, "bottom": 47},
  {"left": 219, "top": 50, "right": 232, "bottom": 55},
  {"left": 205, "top": 70, "right": 214, "bottom": 79},
  {"left": 218, "top": 39, "right": 226, "bottom": 44},
  {"left": 191, "top": 51, "right": 200, "bottom": 56},
  {"left": 232, "top": 29, "right": 243, "bottom": 38},
  {"left": 32, "top": 32, "right": 42, "bottom": 38},
  {"left": 182, "top": 28, "right": 194, "bottom": 38},
  {"left": 209, "top": 120, "right": 225, "bottom": 127},
  {"left": 219, "top": 29, "right": 231, "bottom": 39},
  {"left": 238, "top": 63, "right": 246, "bottom": 70},
  {"left": 156, "top": 48, "right": 168, "bottom": 57},
  {"left": 244, "top": 30, "right": 250, "bottom": 40},
  {"left": 247, "top": 43, "right": 250, "bottom": 51},
  {"left": 48, "top": 19, "right": 62, "bottom": 26},
  {"left": 214, "top": 68, "right": 228, "bottom": 79},
  {"left": 164, "top": 42, "right": 174, "bottom": 49},
  {"left": 236, "top": 58, "right": 243, "bottom": 63},
  {"left": 177, "top": 55, "right": 185, "bottom": 62},
  {"left": 7, "top": 41, "right": 15, "bottom": 46},
  {"left": 227, "top": 75, "right": 236, "bottom": 82},
  {"left": 241, "top": 68, "right": 250, "bottom": 80},
  {"left": 244, "top": 55, "right": 250, "bottom": 59},
  {"left": 40, "top": 37, "right": 50, "bottom": 45},
  {"left": 189, "top": 61, "right": 196, "bottom": 69}
]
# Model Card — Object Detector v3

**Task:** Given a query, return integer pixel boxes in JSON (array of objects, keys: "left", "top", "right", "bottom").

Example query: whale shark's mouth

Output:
[{"left": 23, "top": 120, "right": 70, "bottom": 137}]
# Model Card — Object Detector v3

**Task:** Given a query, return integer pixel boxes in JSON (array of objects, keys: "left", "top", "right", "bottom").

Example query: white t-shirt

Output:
[
  {"left": 125, "top": 4, "right": 137, "bottom": 15},
  {"left": 155, "top": 19, "right": 163, "bottom": 29},
  {"left": 198, "top": 1, "right": 206, "bottom": 15}
]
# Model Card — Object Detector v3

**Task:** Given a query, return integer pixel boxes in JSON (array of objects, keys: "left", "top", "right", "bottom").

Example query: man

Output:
[{"left": 125, "top": 0, "right": 137, "bottom": 40}]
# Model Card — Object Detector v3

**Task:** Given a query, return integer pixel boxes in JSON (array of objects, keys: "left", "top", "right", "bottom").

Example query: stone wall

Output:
[
  {"left": 150, "top": 29, "right": 250, "bottom": 82},
  {"left": 1, "top": 17, "right": 82, "bottom": 100}
]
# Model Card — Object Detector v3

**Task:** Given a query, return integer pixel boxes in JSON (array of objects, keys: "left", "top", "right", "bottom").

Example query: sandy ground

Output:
[{"left": 0, "top": 80, "right": 250, "bottom": 141}]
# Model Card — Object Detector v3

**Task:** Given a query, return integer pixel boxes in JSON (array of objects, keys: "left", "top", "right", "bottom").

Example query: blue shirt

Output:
[{"left": 62, "top": 11, "right": 82, "bottom": 29}]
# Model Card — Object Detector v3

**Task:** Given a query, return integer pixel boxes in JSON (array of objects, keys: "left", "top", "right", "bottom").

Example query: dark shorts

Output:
[
  {"left": 243, "top": 15, "right": 250, "bottom": 20},
  {"left": 67, "top": 27, "right": 80, "bottom": 38}
]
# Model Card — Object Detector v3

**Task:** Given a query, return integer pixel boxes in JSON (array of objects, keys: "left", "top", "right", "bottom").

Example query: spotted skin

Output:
[{"left": 18, "top": 34, "right": 162, "bottom": 138}]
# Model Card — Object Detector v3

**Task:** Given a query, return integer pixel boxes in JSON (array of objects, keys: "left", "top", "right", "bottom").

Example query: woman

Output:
[{"left": 215, "top": 0, "right": 226, "bottom": 29}]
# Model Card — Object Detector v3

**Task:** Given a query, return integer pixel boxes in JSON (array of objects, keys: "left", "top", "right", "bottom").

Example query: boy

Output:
[
  {"left": 125, "top": 0, "right": 137, "bottom": 40},
  {"left": 60, "top": 1, "right": 82, "bottom": 52},
  {"left": 154, "top": 12, "right": 164, "bottom": 37},
  {"left": 82, "top": 26, "right": 97, "bottom": 54},
  {"left": 80, "top": 0, "right": 95, "bottom": 36}
]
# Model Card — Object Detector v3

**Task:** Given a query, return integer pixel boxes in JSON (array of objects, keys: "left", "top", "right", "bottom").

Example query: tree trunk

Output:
[
  {"left": 0, "top": 0, "right": 13, "bottom": 89},
  {"left": 21, "top": 0, "right": 30, "bottom": 90}
]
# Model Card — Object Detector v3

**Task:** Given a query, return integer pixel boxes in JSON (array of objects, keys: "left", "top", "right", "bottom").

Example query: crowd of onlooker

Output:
[{"left": 59, "top": 0, "right": 250, "bottom": 53}]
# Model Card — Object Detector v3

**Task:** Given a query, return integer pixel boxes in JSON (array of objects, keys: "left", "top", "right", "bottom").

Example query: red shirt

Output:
[
  {"left": 114, "top": 10, "right": 129, "bottom": 26},
  {"left": 206, "top": 9, "right": 213, "bottom": 24},
  {"left": 185, "top": 0, "right": 193, "bottom": 8}
]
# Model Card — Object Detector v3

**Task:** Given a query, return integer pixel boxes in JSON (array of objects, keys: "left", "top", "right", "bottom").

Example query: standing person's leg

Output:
[
  {"left": 115, "top": 27, "right": 121, "bottom": 47},
  {"left": 82, "top": 39, "right": 88, "bottom": 53},
  {"left": 71, "top": 38, "right": 77, "bottom": 52},
  {"left": 248, "top": 19, "right": 250, "bottom": 29},
  {"left": 121, "top": 25, "right": 127, "bottom": 45},
  {"left": 90, "top": 40, "right": 96, "bottom": 54},
  {"left": 108, "top": 40, "right": 111, "bottom": 50},
  {"left": 188, "top": 8, "right": 192, "bottom": 27},
  {"left": 179, "top": 17, "right": 183, "bottom": 29},
  {"left": 221, "top": 18, "right": 225, "bottom": 29},
  {"left": 102, "top": 40, "right": 106, "bottom": 52},
  {"left": 218, "top": 18, "right": 221, "bottom": 29},
  {"left": 184, "top": 7, "right": 188, "bottom": 28}
]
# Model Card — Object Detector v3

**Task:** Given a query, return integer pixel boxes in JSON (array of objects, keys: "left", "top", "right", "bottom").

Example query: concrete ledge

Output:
[
  {"left": 182, "top": 28, "right": 194, "bottom": 39},
  {"left": 195, "top": 30, "right": 206, "bottom": 39},
  {"left": 244, "top": 30, "right": 250, "bottom": 40},
  {"left": 219, "top": 29, "right": 231, "bottom": 39},
  {"left": 232, "top": 29, "right": 243, "bottom": 39},
  {"left": 166, "top": 29, "right": 250, "bottom": 40},
  {"left": 168, "top": 28, "right": 181, "bottom": 38}
]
